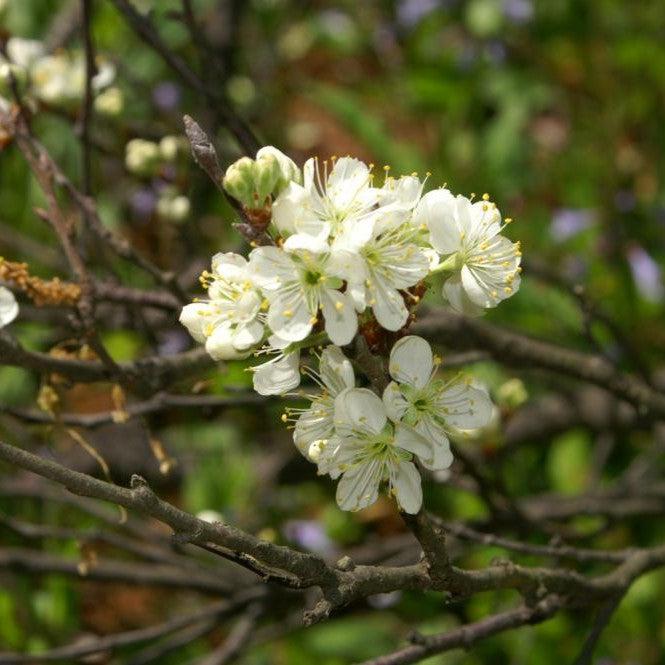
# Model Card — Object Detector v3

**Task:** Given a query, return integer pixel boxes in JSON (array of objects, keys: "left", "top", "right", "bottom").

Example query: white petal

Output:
[
  {"left": 326, "top": 157, "right": 371, "bottom": 210},
  {"left": 320, "top": 346, "right": 355, "bottom": 394},
  {"left": 283, "top": 230, "right": 329, "bottom": 254},
  {"left": 293, "top": 397, "right": 335, "bottom": 457},
  {"left": 389, "top": 459, "right": 422, "bottom": 514},
  {"left": 179, "top": 302, "right": 217, "bottom": 343},
  {"left": 437, "top": 382, "right": 493, "bottom": 429},
  {"left": 370, "top": 277, "right": 408, "bottom": 331},
  {"left": 396, "top": 423, "right": 453, "bottom": 471},
  {"left": 211, "top": 251, "right": 248, "bottom": 278},
  {"left": 0, "top": 287, "right": 19, "bottom": 328},
  {"left": 334, "top": 388, "right": 387, "bottom": 436},
  {"left": 413, "top": 188, "right": 460, "bottom": 255},
  {"left": 232, "top": 319, "right": 264, "bottom": 351},
  {"left": 248, "top": 246, "right": 296, "bottom": 291},
  {"left": 267, "top": 290, "right": 313, "bottom": 342},
  {"left": 272, "top": 181, "right": 308, "bottom": 237},
  {"left": 205, "top": 325, "right": 249, "bottom": 360},
  {"left": 382, "top": 382, "right": 409, "bottom": 422},
  {"left": 336, "top": 459, "right": 381, "bottom": 512},
  {"left": 252, "top": 351, "right": 301, "bottom": 395},
  {"left": 442, "top": 274, "right": 485, "bottom": 316},
  {"left": 388, "top": 335, "right": 433, "bottom": 389},
  {"left": 327, "top": 249, "right": 368, "bottom": 283},
  {"left": 320, "top": 289, "right": 357, "bottom": 346},
  {"left": 461, "top": 264, "right": 498, "bottom": 308}
]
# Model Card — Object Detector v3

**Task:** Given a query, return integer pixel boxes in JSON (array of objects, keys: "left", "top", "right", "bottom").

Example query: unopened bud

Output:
[
  {"left": 254, "top": 152, "right": 281, "bottom": 203},
  {"left": 496, "top": 378, "right": 528, "bottom": 409},
  {"left": 94, "top": 86, "right": 123, "bottom": 116},
  {"left": 222, "top": 156, "right": 256, "bottom": 207},
  {"left": 159, "top": 135, "right": 188, "bottom": 162},
  {"left": 125, "top": 138, "right": 161, "bottom": 177},
  {"left": 256, "top": 145, "right": 301, "bottom": 193},
  {"left": 157, "top": 192, "right": 191, "bottom": 223}
]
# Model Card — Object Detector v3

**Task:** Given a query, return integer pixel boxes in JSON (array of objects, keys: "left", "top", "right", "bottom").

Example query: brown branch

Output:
[
  {"left": 356, "top": 595, "right": 563, "bottom": 665},
  {"left": 413, "top": 310, "right": 665, "bottom": 420}
]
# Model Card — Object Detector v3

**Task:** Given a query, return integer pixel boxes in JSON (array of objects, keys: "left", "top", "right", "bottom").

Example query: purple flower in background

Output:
[
  {"left": 486, "top": 40, "right": 507, "bottom": 64},
  {"left": 130, "top": 187, "right": 157, "bottom": 220},
  {"left": 614, "top": 190, "right": 636, "bottom": 213},
  {"left": 396, "top": 0, "right": 441, "bottom": 29},
  {"left": 157, "top": 330, "right": 191, "bottom": 356},
  {"left": 550, "top": 208, "right": 594, "bottom": 242},
  {"left": 153, "top": 81, "right": 181, "bottom": 112},
  {"left": 283, "top": 520, "right": 334, "bottom": 555},
  {"left": 627, "top": 245, "right": 664, "bottom": 303},
  {"left": 502, "top": 0, "right": 534, "bottom": 23}
]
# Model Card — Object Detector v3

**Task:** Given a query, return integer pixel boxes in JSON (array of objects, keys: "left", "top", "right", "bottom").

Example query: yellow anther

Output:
[
  {"left": 283, "top": 309, "right": 293, "bottom": 318},
  {"left": 335, "top": 301, "right": 344, "bottom": 311},
  {"left": 482, "top": 193, "right": 490, "bottom": 201},
  {"left": 309, "top": 316, "right": 318, "bottom": 325},
  {"left": 281, "top": 413, "right": 288, "bottom": 423},
  {"left": 505, "top": 217, "right": 513, "bottom": 224}
]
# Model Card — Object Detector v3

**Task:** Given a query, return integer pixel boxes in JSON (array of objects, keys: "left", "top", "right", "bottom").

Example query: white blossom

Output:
[
  {"left": 0, "top": 286, "right": 19, "bottom": 328},
  {"left": 251, "top": 334, "right": 301, "bottom": 396},
  {"left": 272, "top": 156, "right": 386, "bottom": 241},
  {"left": 414, "top": 189, "right": 521, "bottom": 315},
  {"left": 338, "top": 222, "right": 430, "bottom": 331},
  {"left": 316, "top": 387, "right": 444, "bottom": 514},
  {"left": 180, "top": 252, "right": 265, "bottom": 360},
  {"left": 383, "top": 336, "right": 493, "bottom": 465},
  {"left": 249, "top": 235, "right": 358, "bottom": 345},
  {"left": 284, "top": 346, "right": 355, "bottom": 459}
]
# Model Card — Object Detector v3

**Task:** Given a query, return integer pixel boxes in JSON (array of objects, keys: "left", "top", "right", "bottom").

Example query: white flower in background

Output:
[
  {"left": 414, "top": 189, "right": 521, "bottom": 315},
  {"left": 284, "top": 345, "right": 355, "bottom": 458},
  {"left": 339, "top": 222, "right": 430, "bottom": 331},
  {"left": 31, "top": 52, "right": 115, "bottom": 108},
  {"left": 383, "top": 336, "right": 493, "bottom": 465},
  {"left": 316, "top": 388, "right": 446, "bottom": 514},
  {"left": 5, "top": 38, "right": 45, "bottom": 69},
  {"left": 250, "top": 235, "right": 358, "bottom": 345},
  {"left": 251, "top": 334, "right": 301, "bottom": 396},
  {"left": 0, "top": 286, "right": 19, "bottom": 328},
  {"left": 180, "top": 252, "right": 265, "bottom": 360}
]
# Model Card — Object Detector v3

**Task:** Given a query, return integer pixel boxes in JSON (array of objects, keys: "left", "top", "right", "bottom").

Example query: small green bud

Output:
[
  {"left": 497, "top": 378, "right": 528, "bottom": 409},
  {"left": 222, "top": 156, "right": 256, "bottom": 207},
  {"left": 254, "top": 152, "right": 281, "bottom": 203},
  {"left": 256, "top": 146, "right": 301, "bottom": 194}
]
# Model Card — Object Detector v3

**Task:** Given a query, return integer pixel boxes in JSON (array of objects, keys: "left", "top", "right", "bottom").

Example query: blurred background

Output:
[{"left": 1, "top": 0, "right": 665, "bottom": 662}]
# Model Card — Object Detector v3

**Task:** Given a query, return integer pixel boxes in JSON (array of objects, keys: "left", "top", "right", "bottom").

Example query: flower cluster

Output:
[
  {"left": 180, "top": 146, "right": 521, "bottom": 513},
  {"left": 0, "top": 37, "right": 119, "bottom": 114}
]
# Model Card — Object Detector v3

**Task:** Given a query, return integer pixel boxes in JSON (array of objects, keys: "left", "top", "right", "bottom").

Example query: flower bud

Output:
[
  {"left": 157, "top": 192, "right": 190, "bottom": 223},
  {"left": 256, "top": 146, "right": 301, "bottom": 193},
  {"left": 222, "top": 156, "right": 256, "bottom": 207},
  {"left": 496, "top": 378, "right": 528, "bottom": 409},
  {"left": 94, "top": 86, "right": 123, "bottom": 116},
  {"left": 159, "top": 135, "right": 188, "bottom": 162},
  {"left": 253, "top": 152, "right": 281, "bottom": 204},
  {"left": 125, "top": 138, "right": 161, "bottom": 177}
]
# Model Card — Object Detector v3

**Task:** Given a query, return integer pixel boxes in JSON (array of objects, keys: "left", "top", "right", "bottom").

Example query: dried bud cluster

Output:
[{"left": 0, "top": 258, "right": 81, "bottom": 306}]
